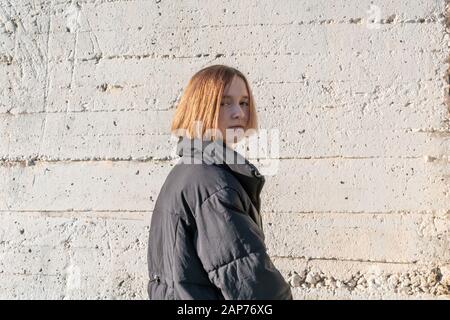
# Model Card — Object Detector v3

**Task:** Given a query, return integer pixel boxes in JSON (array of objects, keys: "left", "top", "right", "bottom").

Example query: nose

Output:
[{"left": 231, "top": 104, "right": 245, "bottom": 119}]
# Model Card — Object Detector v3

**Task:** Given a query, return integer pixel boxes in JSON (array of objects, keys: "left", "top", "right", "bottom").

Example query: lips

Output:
[{"left": 228, "top": 126, "right": 244, "bottom": 129}]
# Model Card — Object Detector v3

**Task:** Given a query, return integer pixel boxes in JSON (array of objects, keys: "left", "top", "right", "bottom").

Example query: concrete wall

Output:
[{"left": 0, "top": 0, "right": 449, "bottom": 299}]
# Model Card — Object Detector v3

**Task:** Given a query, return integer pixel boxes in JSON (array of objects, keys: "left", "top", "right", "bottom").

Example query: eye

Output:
[{"left": 240, "top": 101, "right": 249, "bottom": 107}]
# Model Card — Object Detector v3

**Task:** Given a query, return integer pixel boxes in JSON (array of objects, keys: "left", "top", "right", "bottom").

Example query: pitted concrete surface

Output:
[{"left": 0, "top": 0, "right": 449, "bottom": 299}]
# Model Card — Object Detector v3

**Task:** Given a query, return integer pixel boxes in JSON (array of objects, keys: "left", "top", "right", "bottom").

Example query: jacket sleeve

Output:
[{"left": 193, "top": 186, "right": 293, "bottom": 300}]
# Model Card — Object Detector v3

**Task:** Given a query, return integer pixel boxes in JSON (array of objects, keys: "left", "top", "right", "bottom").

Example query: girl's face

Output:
[{"left": 217, "top": 75, "right": 250, "bottom": 145}]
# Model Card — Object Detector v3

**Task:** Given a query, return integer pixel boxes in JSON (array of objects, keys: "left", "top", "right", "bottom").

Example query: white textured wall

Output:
[{"left": 0, "top": 0, "right": 449, "bottom": 299}]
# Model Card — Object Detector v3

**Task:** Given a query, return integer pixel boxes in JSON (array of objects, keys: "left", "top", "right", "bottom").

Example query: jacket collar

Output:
[{"left": 176, "top": 136, "right": 265, "bottom": 212}]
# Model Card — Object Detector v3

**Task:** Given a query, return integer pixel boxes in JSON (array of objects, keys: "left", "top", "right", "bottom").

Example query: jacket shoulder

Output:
[
  {"left": 167, "top": 163, "right": 245, "bottom": 204},
  {"left": 153, "top": 160, "right": 249, "bottom": 226},
  {"left": 172, "top": 161, "right": 243, "bottom": 198}
]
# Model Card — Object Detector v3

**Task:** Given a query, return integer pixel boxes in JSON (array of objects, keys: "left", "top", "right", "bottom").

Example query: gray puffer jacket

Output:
[{"left": 147, "top": 136, "right": 292, "bottom": 300}]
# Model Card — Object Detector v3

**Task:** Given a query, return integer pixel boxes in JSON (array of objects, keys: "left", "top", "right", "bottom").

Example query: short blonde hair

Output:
[{"left": 170, "top": 64, "right": 258, "bottom": 140}]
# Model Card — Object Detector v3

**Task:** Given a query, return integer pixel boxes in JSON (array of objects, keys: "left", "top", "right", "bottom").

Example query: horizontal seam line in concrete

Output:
[
  {"left": 0, "top": 110, "right": 444, "bottom": 119},
  {"left": 0, "top": 19, "right": 442, "bottom": 35},
  {"left": 0, "top": 78, "right": 439, "bottom": 88},
  {"left": 263, "top": 210, "right": 450, "bottom": 215},
  {"left": 0, "top": 273, "right": 61, "bottom": 278},
  {"left": 0, "top": 216, "right": 147, "bottom": 221},
  {"left": 271, "top": 255, "right": 419, "bottom": 265},
  {"left": 0, "top": 209, "right": 447, "bottom": 216},
  {"left": 0, "top": 155, "right": 436, "bottom": 160},
  {"left": 0, "top": 129, "right": 447, "bottom": 134},
  {"left": 0, "top": 210, "right": 151, "bottom": 213},
  {"left": 2, "top": 49, "right": 446, "bottom": 64},
  {"left": 1, "top": 104, "right": 445, "bottom": 115},
  {"left": 0, "top": 155, "right": 437, "bottom": 164},
  {"left": 0, "top": 108, "right": 176, "bottom": 115},
  {"left": 0, "top": 133, "right": 170, "bottom": 137},
  {"left": 0, "top": 272, "right": 146, "bottom": 278},
  {"left": 0, "top": 80, "right": 443, "bottom": 91},
  {"left": 2, "top": 0, "right": 441, "bottom": 13}
]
